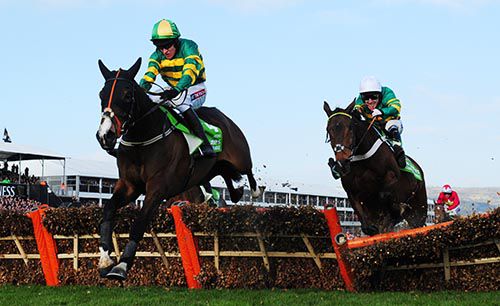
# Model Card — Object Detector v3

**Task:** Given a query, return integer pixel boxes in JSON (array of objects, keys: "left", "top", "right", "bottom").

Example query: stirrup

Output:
[{"left": 198, "top": 144, "right": 216, "bottom": 158}]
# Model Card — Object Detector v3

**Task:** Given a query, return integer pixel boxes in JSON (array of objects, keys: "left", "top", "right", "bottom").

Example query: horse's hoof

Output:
[
  {"left": 106, "top": 262, "right": 128, "bottom": 281},
  {"left": 99, "top": 266, "right": 113, "bottom": 278}
]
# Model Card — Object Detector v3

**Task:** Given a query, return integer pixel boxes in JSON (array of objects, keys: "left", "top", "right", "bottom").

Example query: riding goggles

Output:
[
  {"left": 361, "top": 93, "right": 380, "bottom": 101},
  {"left": 154, "top": 39, "right": 176, "bottom": 50}
]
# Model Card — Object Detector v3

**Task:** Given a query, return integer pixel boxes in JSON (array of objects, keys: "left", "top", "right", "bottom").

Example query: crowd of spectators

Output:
[
  {"left": 1, "top": 163, "right": 45, "bottom": 213},
  {"left": 1, "top": 162, "right": 39, "bottom": 185}
]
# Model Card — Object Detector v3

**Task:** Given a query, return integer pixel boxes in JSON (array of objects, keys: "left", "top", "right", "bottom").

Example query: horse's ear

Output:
[
  {"left": 323, "top": 101, "right": 333, "bottom": 117},
  {"left": 98, "top": 59, "right": 113, "bottom": 79},
  {"left": 345, "top": 98, "right": 356, "bottom": 114},
  {"left": 128, "top": 57, "right": 142, "bottom": 79}
]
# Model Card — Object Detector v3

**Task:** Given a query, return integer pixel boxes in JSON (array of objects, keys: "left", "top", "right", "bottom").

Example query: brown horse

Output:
[
  {"left": 323, "top": 101, "right": 427, "bottom": 235},
  {"left": 96, "top": 58, "right": 260, "bottom": 280}
]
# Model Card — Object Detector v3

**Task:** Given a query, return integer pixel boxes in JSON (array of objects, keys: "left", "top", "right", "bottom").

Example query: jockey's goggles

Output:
[
  {"left": 154, "top": 39, "right": 176, "bottom": 50},
  {"left": 361, "top": 93, "right": 380, "bottom": 101}
]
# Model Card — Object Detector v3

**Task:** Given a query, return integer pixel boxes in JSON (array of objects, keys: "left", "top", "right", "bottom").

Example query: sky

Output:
[{"left": 1, "top": 0, "right": 499, "bottom": 189}]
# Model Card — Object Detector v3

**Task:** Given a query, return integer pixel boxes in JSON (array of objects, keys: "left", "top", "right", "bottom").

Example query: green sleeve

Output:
[
  {"left": 139, "top": 51, "right": 162, "bottom": 91},
  {"left": 380, "top": 87, "right": 401, "bottom": 117}
]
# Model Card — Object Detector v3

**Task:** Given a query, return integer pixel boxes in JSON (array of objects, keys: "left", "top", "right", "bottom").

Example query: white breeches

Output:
[{"left": 148, "top": 82, "right": 207, "bottom": 113}]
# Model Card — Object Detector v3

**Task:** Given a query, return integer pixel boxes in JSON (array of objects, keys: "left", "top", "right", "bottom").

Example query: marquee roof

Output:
[{"left": 0, "top": 142, "right": 65, "bottom": 161}]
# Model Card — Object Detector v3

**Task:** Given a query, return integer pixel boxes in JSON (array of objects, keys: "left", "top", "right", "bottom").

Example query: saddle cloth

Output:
[
  {"left": 384, "top": 134, "right": 422, "bottom": 181},
  {"left": 160, "top": 106, "right": 223, "bottom": 155}
]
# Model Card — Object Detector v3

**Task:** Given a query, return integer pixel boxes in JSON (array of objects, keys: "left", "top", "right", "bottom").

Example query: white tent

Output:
[
  {"left": 0, "top": 142, "right": 65, "bottom": 161},
  {"left": 0, "top": 142, "right": 66, "bottom": 182}
]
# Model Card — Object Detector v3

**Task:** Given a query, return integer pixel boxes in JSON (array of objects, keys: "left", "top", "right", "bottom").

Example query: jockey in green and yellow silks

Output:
[
  {"left": 354, "top": 76, "right": 406, "bottom": 167},
  {"left": 139, "top": 19, "right": 214, "bottom": 158}
]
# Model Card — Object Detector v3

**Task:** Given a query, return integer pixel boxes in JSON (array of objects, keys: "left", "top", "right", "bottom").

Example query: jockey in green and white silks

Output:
[
  {"left": 139, "top": 19, "right": 215, "bottom": 158},
  {"left": 354, "top": 76, "right": 406, "bottom": 167}
]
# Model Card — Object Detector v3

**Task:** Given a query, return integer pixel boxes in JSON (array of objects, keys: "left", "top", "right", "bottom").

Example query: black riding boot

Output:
[
  {"left": 182, "top": 108, "right": 216, "bottom": 158},
  {"left": 388, "top": 128, "right": 406, "bottom": 168}
]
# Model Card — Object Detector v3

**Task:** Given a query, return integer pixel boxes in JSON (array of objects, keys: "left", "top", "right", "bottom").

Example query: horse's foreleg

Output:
[
  {"left": 106, "top": 191, "right": 163, "bottom": 280},
  {"left": 99, "top": 181, "right": 138, "bottom": 278}
]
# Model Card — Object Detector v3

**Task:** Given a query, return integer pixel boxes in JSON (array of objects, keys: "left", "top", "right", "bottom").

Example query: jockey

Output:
[
  {"left": 436, "top": 184, "right": 461, "bottom": 217},
  {"left": 354, "top": 76, "right": 406, "bottom": 167},
  {"left": 139, "top": 19, "right": 215, "bottom": 158}
]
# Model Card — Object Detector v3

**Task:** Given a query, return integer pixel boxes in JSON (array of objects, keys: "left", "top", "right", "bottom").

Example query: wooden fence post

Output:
[
  {"left": 443, "top": 247, "right": 451, "bottom": 281},
  {"left": 151, "top": 230, "right": 171, "bottom": 270},
  {"left": 256, "top": 231, "right": 270, "bottom": 272},
  {"left": 73, "top": 234, "right": 78, "bottom": 271}
]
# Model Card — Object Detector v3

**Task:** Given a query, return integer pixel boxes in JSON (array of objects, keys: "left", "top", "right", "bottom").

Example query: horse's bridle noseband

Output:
[
  {"left": 326, "top": 111, "right": 379, "bottom": 162},
  {"left": 102, "top": 70, "right": 138, "bottom": 137},
  {"left": 326, "top": 112, "right": 355, "bottom": 155}
]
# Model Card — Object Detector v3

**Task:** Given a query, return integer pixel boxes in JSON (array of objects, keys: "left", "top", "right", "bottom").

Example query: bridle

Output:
[
  {"left": 101, "top": 70, "right": 137, "bottom": 137},
  {"left": 325, "top": 112, "right": 355, "bottom": 154},
  {"left": 102, "top": 72, "right": 193, "bottom": 148},
  {"left": 326, "top": 111, "right": 380, "bottom": 162}
]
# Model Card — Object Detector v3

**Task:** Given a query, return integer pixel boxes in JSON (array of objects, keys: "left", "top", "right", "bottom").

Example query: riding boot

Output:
[
  {"left": 388, "top": 128, "right": 406, "bottom": 168},
  {"left": 182, "top": 108, "right": 216, "bottom": 158}
]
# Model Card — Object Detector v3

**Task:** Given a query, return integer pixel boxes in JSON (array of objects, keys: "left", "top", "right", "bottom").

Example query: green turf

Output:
[{"left": 0, "top": 285, "right": 498, "bottom": 306}]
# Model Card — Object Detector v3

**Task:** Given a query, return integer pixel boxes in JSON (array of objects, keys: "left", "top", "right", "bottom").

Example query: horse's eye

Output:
[
  {"left": 99, "top": 90, "right": 104, "bottom": 100},
  {"left": 122, "top": 90, "right": 133, "bottom": 102}
]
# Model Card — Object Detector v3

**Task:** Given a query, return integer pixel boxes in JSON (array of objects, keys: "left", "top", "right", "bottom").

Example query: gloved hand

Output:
[
  {"left": 371, "top": 109, "right": 383, "bottom": 117},
  {"left": 328, "top": 157, "right": 336, "bottom": 168},
  {"left": 328, "top": 158, "right": 341, "bottom": 180},
  {"left": 160, "top": 88, "right": 180, "bottom": 100}
]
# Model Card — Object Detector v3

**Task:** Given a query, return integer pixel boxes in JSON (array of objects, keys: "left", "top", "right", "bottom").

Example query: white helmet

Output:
[
  {"left": 360, "top": 76, "right": 382, "bottom": 94},
  {"left": 442, "top": 184, "right": 452, "bottom": 194}
]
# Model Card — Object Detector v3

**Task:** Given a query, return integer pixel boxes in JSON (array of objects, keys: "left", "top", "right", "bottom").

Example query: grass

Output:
[{"left": 0, "top": 285, "right": 498, "bottom": 306}]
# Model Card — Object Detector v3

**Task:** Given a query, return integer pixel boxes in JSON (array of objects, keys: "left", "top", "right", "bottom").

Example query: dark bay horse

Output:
[
  {"left": 96, "top": 58, "right": 260, "bottom": 280},
  {"left": 323, "top": 101, "right": 427, "bottom": 235}
]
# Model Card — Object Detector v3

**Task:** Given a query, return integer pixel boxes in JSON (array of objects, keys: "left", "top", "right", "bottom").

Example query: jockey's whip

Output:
[{"left": 367, "top": 117, "right": 377, "bottom": 131}]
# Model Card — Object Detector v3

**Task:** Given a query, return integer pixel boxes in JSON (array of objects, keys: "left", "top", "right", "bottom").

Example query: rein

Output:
[
  {"left": 102, "top": 76, "right": 186, "bottom": 147},
  {"left": 327, "top": 112, "right": 381, "bottom": 162},
  {"left": 103, "top": 75, "right": 166, "bottom": 137}
]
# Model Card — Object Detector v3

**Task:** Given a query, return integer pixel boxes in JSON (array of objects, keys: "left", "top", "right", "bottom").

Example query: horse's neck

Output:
[
  {"left": 355, "top": 124, "right": 385, "bottom": 155},
  {"left": 124, "top": 91, "right": 169, "bottom": 141}
]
